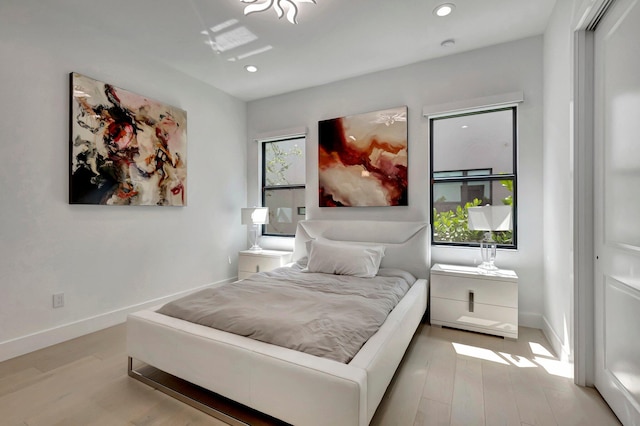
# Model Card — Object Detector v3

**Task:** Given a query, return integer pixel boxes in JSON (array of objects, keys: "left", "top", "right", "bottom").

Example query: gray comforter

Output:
[{"left": 157, "top": 263, "right": 416, "bottom": 363}]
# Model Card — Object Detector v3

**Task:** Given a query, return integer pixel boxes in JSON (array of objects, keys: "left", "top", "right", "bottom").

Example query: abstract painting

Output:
[
  {"left": 318, "top": 106, "right": 408, "bottom": 207},
  {"left": 69, "top": 72, "right": 187, "bottom": 206}
]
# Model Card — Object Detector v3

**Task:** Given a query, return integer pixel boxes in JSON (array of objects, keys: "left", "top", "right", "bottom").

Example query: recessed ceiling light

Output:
[
  {"left": 441, "top": 39, "right": 456, "bottom": 48},
  {"left": 434, "top": 3, "right": 455, "bottom": 17},
  {"left": 245, "top": 65, "right": 258, "bottom": 73}
]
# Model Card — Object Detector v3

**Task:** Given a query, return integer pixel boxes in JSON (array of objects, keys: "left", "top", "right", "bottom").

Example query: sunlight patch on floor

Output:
[
  {"left": 452, "top": 343, "right": 509, "bottom": 365},
  {"left": 499, "top": 352, "right": 537, "bottom": 368},
  {"left": 529, "top": 341, "right": 554, "bottom": 357},
  {"left": 533, "top": 356, "right": 574, "bottom": 379},
  {"left": 451, "top": 340, "right": 574, "bottom": 379}
]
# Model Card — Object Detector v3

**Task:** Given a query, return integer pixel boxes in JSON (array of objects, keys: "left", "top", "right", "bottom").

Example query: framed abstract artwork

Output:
[
  {"left": 318, "top": 106, "right": 408, "bottom": 207},
  {"left": 69, "top": 72, "right": 187, "bottom": 206}
]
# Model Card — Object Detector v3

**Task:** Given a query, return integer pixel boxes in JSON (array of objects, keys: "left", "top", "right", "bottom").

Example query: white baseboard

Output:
[
  {"left": 0, "top": 278, "right": 235, "bottom": 363},
  {"left": 1, "top": 284, "right": 556, "bottom": 364},
  {"left": 542, "top": 316, "right": 572, "bottom": 362}
]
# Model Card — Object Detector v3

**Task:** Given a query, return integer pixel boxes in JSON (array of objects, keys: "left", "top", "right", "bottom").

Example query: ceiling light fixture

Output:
[
  {"left": 434, "top": 3, "right": 455, "bottom": 17},
  {"left": 245, "top": 65, "right": 258, "bottom": 72},
  {"left": 241, "top": 0, "right": 316, "bottom": 24}
]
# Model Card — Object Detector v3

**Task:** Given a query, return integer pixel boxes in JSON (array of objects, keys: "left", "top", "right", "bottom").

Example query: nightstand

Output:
[
  {"left": 430, "top": 263, "right": 518, "bottom": 339},
  {"left": 238, "top": 250, "right": 293, "bottom": 280}
]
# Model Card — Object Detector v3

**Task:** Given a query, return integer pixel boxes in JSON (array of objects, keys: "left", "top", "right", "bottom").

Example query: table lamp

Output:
[
  {"left": 241, "top": 207, "right": 269, "bottom": 251},
  {"left": 467, "top": 205, "right": 512, "bottom": 271}
]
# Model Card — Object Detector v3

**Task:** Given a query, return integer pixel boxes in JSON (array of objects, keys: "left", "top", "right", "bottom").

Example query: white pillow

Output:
[{"left": 306, "top": 239, "right": 385, "bottom": 278}]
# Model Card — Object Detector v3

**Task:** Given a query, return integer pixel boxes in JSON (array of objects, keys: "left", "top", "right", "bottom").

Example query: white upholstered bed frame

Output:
[{"left": 127, "top": 220, "right": 430, "bottom": 426}]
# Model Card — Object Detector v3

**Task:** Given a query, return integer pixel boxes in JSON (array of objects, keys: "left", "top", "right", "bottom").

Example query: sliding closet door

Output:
[{"left": 593, "top": 0, "right": 640, "bottom": 423}]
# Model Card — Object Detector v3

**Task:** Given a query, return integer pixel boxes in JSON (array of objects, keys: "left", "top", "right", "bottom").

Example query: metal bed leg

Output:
[{"left": 127, "top": 357, "right": 250, "bottom": 426}]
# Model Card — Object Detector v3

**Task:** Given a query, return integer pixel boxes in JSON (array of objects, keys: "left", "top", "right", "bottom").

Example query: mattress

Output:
[{"left": 157, "top": 263, "right": 417, "bottom": 363}]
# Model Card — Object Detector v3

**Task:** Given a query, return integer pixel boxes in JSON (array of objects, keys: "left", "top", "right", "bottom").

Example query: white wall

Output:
[
  {"left": 247, "top": 37, "right": 545, "bottom": 327},
  {"left": 0, "top": 9, "right": 247, "bottom": 360},
  {"left": 542, "top": 0, "right": 576, "bottom": 362}
]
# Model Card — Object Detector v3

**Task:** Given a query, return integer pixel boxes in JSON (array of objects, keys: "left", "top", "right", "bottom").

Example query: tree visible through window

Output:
[
  {"left": 262, "top": 137, "right": 306, "bottom": 237},
  {"left": 430, "top": 107, "right": 517, "bottom": 247}
]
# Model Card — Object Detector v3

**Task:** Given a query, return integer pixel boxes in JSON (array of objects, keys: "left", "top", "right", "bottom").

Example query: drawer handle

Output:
[
  {"left": 256, "top": 265, "right": 260, "bottom": 272},
  {"left": 469, "top": 291, "right": 474, "bottom": 313}
]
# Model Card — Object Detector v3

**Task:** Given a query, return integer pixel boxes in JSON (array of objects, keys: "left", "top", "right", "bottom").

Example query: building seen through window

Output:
[
  {"left": 262, "top": 136, "right": 306, "bottom": 237},
  {"left": 430, "top": 107, "right": 517, "bottom": 247}
]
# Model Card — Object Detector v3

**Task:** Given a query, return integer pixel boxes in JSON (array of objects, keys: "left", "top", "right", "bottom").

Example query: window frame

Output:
[
  {"left": 429, "top": 106, "right": 518, "bottom": 249},
  {"left": 260, "top": 135, "right": 306, "bottom": 238}
]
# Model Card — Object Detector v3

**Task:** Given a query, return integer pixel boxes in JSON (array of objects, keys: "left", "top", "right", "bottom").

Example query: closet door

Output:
[{"left": 593, "top": 0, "right": 640, "bottom": 423}]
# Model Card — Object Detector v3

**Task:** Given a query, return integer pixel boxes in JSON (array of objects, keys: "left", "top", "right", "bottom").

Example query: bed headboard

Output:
[{"left": 293, "top": 220, "right": 431, "bottom": 280}]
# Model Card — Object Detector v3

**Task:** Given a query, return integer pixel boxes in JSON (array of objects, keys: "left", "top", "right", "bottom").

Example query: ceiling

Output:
[{"left": 2, "top": 0, "right": 556, "bottom": 101}]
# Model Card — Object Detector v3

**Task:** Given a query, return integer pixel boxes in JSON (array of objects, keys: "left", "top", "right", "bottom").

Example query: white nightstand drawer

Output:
[
  {"left": 238, "top": 250, "right": 292, "bottom": 280},
  {"left": 430, "top": 263, "right": 518, "bottom": 339},
  {"left": 431, "top": 298, "right": 518, "bottom": 339},
  {"left": 238, "top": 255, "right": 284, "bottom": 273},
  {"left": 431, "top": 274, "right": 518, "bottom": 308}
]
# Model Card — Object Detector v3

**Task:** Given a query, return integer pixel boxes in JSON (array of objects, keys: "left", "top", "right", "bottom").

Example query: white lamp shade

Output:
[
  {"left": 241, "top": 207, "right": 269, "bottom": 225},
  {"left": 467, "top": 205, "right": 512, "bottom": 231}
]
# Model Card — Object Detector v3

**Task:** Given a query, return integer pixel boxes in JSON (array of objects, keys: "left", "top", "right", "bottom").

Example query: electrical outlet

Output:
[{"left": 53, "top": 293, "right": 64, "bottom": 308}]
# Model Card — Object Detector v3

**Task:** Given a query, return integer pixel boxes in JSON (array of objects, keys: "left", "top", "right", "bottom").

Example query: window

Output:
[
  {"left": 430, "top": 107, "right": 517, "bottom": 247},
  {"left": 262, "top": 136, "right": 306, "bottom": 237}
]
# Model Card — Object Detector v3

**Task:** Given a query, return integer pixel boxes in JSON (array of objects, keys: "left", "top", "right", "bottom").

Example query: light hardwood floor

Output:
[{"left": 0, "top": 324, "right": 620, "bottom": 426}]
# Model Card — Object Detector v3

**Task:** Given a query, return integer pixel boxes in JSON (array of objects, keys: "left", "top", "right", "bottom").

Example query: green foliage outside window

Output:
[
  {"left": 432, "top": 179, "right": 514, "bottom": 245},
  {"left": 432, "top": 198, "right": 484, "bottom": 243}
]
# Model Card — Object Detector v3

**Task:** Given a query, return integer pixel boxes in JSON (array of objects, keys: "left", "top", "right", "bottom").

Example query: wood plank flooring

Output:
[{"left": 0, "top": 324, "right": 621, "bottom": 425}]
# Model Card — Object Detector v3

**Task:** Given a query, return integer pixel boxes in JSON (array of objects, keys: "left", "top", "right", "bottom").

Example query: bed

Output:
[{"left": 126, "top": 220, "right": 430, "bottom": 426}]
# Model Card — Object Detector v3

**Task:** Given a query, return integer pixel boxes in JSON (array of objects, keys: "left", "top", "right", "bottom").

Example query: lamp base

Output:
[
  {"left": 479, "top": 240, "right": 498, "bottom": 272},
  {"left": 248, "top": 224, "right": 262, "bottom": 251},
  {"left": 478, "top": 261, "right": 499, "bottom": 272}
]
